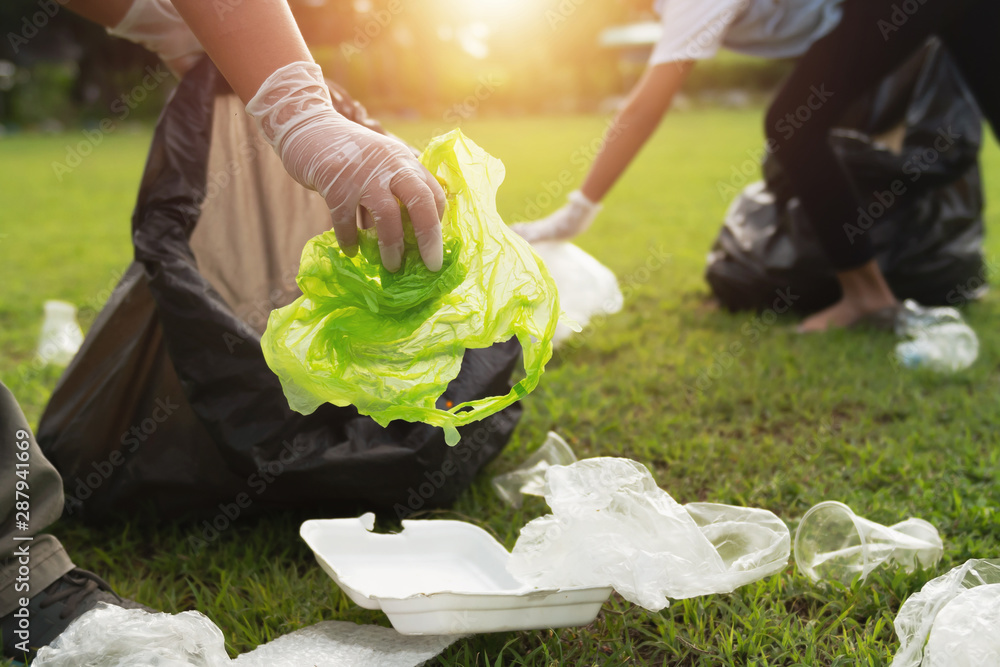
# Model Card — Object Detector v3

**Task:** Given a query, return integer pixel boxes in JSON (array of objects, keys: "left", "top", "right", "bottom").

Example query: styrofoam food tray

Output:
[{"left": 300, "top": 513, "right": 613, "bottom": 635}]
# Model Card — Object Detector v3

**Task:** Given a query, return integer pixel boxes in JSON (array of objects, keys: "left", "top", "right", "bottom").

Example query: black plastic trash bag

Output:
[
  {"left": 37, "top": 59, "right": 521, "bottom": 522},
  {"left": 706, "top": 41, "right": 985, "bottom": 313}
]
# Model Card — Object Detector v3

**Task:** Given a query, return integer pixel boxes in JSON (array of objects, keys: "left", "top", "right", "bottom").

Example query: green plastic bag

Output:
[{"left": 261, "top": 130, "right": 565, "bottom": 445}]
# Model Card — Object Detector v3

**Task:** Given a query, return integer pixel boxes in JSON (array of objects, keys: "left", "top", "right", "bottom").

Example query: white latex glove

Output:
[
  {"left": 107, "top": 0, "right": 204, "bottom": 77},
  {"left": 510, "top": 190, "right": 601, "bottom": 244},
  {"left": 247, "top": 62, "right": 445, "bottom": 272}
]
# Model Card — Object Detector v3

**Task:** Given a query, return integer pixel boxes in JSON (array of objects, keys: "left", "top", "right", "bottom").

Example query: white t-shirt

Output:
[{"left": 649, "top": 0, "right": 844, "bottom": 66}]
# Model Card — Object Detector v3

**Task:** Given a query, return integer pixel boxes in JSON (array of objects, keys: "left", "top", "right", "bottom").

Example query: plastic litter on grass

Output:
[
  {"left": 492, "top": 431, "right": 577, "bottom": 507},
  {"left": 506, "top": 457, "right": 790, "bottom": 612},
  {"left": 893, "top": 299, "right": 979, "bottom": 372},
  {"left": 32, "top": 603, "right": 457, "bottom": 667},
  {"left": 794, "top": 501, "right": 943, "bottom": 584},
  {"left": 890, "top": 559, "right": 1000, "bottom": 667}
]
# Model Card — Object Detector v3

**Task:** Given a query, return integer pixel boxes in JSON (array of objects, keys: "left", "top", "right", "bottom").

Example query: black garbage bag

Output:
[
  {"left": 37, "top": 58, "right": 521, "bottom": 522},
  {"left": 706, "top": 40, "right": 986, "bottom": 313}
]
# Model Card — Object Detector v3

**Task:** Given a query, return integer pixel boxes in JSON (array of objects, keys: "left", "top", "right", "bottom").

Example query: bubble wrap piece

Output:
[
  {"left": 890, "top": 559, "right": 1000, "bottom": 667},
  {"left": 506, "top": 458, "right": 790, "bottom": 612},
  {"left": 34, "top": 604, "right": 457, "bottom": 667},
  {"left": 235, "top": 621, "right": 458, "bottom": 667}
]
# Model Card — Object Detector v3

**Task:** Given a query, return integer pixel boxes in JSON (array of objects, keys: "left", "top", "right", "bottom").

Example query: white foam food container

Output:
[{"left": 300, "top": 513, "right": 613, "bottom": 635}]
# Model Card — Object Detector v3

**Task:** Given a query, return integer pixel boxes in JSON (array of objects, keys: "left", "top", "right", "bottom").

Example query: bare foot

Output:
[
  {"left": 798, "top": 260, "right": 898, "bottom": 333},
  {"left": 797, "top": 298, "right": 891, "bottom": 332}
]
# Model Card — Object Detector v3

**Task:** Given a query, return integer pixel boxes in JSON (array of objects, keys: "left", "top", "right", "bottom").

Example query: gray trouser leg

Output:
[{"left": 0, "top": 382, "right": 75, "bottom": 618}]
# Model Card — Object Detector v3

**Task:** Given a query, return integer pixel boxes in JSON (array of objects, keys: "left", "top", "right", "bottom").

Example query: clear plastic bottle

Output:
[
  {"left": 894, "top": 299, "right": 964, "bottom": 336},
  {"left": 895, "top": 322, "right": 979, "bottom": 372},
  {"left": 36, "top": 300, "right": 84, "bottom": 367}
]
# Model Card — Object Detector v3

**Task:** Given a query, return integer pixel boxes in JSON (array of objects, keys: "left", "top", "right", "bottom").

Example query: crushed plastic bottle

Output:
[
  {"left": 892, "top": 300, "right": 978, "bottom": 372},
  {"left": 36, "top": 300, "right": 84, "bottom": 367},
  {"left": 893, "top": 299, "right": 964, "bottom": 336},
  {"left": 894, "top": 322, "right": 979, "bottom": 372},
  {"left": 491, "top": 432, "right": 577, "bottom": 507}
]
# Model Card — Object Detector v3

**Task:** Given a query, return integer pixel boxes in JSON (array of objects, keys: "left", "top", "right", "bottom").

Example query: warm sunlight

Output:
[{"left": 464, "top": 0, "right": 535, "bottom": 20}]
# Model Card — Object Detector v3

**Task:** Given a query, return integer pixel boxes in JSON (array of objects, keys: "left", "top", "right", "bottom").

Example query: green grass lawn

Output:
[{"left": 1, "top": 110, "right": 999, "bottom": 666}]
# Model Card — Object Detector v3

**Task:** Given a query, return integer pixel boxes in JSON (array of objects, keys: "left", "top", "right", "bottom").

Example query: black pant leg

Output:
[{"left": 765, "top": 0, "right": 974, "bottom": 270}]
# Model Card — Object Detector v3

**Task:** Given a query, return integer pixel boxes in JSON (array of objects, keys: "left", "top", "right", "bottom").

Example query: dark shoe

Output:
[{"left": 1, "top": 568, "right": 152, "bottom": 664}]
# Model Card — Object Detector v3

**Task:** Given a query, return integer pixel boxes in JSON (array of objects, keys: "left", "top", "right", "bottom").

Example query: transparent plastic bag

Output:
[
  {"left": 491, "top": 431, "right": 577, "bottom": 507},
  {"left": 34, "top": 603, "right": 457, "bottom": 667},
  {"left": 506, "top": 458, "right": 790, "bottom": 611},
  {"left": 33, "top": 604, "right": 230, "bottom": 667},
  {"left": 923, "top": 584, "right": 1000, "bottom": 667},
  {"left": 794, "top": 501, "right": 943, "bottom": 584},
  {"left": 527, "top": 242, "right": 623, "bottom": 346},
  {"left": 262, "top": 130, "right": 563, "bottom": 445},
  {"left": 890, "top": 559, "right": 1000, "bottom": 667}
]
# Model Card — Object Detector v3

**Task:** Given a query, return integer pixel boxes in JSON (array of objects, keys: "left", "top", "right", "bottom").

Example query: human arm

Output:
[
  {"left": 512, "top": 61, "right": 694, "bottom": 243},
  {"left": 580, "top": 60, "right": 694, "bottom": 202},
  {"left": 66, "top": 0, "right": 444, "bottom": 272}
]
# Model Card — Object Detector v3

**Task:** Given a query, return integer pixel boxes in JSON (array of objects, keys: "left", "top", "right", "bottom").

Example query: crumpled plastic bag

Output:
[
  {"left": 491, "top": 431, "right": 578, "bottom": 507},
  {"left": 890, "top": 559, "right": 1000, "bottom": 667},
  {"left": 34, "top": 603, "right": 457, "bottom": 667},
  {"left": 262, "top": 130, "right": 562, "bottom": 445},
  {"left": 33, "top": 604, "right": 229, "bottom": 667},
  {"left": 527, "top": 242, "right": 623, "bottom": 346},
  {"left": 506, "top": 458, "right": 790, "bottom": 611}
]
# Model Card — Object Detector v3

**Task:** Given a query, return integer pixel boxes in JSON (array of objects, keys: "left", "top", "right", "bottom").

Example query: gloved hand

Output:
[
  {"left": 247, "top": 62, "right": 445, "bottom": 272},
  {"left": 107, "top": 0, "right": 204, "bottom": 77},
  {"left": 510, "top": 190, "right": 601, "bottom": 244}
]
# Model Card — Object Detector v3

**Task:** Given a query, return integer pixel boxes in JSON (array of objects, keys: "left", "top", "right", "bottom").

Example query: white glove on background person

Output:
[
  {"left": 510, "top": 190, "right": 602, "bottom": 244},
  {"left": 246, "top": 62, "right": 445, "bottom": 272},
  {"left": 106, "top": 0, "right": 204, "bottom": 76}
]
